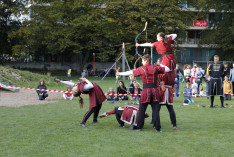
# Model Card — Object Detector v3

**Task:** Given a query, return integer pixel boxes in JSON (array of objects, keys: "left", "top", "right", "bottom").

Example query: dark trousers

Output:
[
  {"left": 224, "top": 94, "right": 231, "bottom": 100},
  {"left": 114, "top": 107, "right": 124, "bottom": 126},
  {"left": 137, "top": 101, "right": 161, "bottom": 131},
  {"left": 232, "top": 82, "right": 234, "bottom": 96},
  {"left": 38, "top": 93, "right": 48, "bottom": 100},
  {"left": 81, "top": 103, "right": 102, "bottom": 124},
  {"left": 165, "top": 104, "right": 177, "bottom": 127}
]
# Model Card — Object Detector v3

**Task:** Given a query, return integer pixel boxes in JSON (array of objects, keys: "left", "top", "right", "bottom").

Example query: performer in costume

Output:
[
  {"left": 54, "top": 78, "right": 106, "bottom": 127},
  {"left": 99, "top": 104, "right": 149, "bottom": 130},
  {"left": 117, "top": 54, "right": 170, "bottom": 133},
  {"left": 208, "top": 55, "right": 227, "bottom": 108},
  {"left": 136, "top": 33, "right": 177, "bottom": 71},
  {"left": 157, "top": 71, "right": 178, "bottom": 130}
]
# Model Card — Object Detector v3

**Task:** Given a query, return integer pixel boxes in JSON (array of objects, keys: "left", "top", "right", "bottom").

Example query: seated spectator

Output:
[
  {"left": 63, "top": 86, "right": 74, "bottom": 100},
  {"left": 183, "top": 82, "right": 194, "bottom": 105},
  {"left": 37, "top": 79, "right": 48, "bottom": 100},
  {"left": 117, "top": 81, "right": 128, "bottom": 101},
  {"left": 107, "top": 87, "right": 118, "bottom": 101},
  {"left": 81, "top": 70, "right": 87, "bottom": 78},
  {"left": 223, "top": 76, "right": 232, "bottom": 101},
  {"left": 192, "top": 78, "right": 198, "bottom": 95},
  {"left": 199, "top": 87, "right": 206, "bottom": 97},
  {"left": 130, "top": 82, "right": 142, "bottom": 102}
]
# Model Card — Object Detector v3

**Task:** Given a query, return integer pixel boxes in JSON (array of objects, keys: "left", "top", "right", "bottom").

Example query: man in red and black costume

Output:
[
  {"left": 117, "top": 54, "right": 170, "bottom": 133},
  {"left": 99, "top": 104, "right": 149, "bottom": 129}
]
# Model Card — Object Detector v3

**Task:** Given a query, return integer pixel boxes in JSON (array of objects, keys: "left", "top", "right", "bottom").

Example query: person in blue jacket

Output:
[
  {"left": 37, "top": 79, "right": 48, "bottom": 100},
  {"left": 183, "top": 82, "right": 194, "bottom": 104}
]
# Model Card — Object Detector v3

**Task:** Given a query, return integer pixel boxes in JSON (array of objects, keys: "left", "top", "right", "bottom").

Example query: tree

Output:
[
  {"left": 11, "top": 0, "right": 194, "bottom": 71},
  {"left": 0, "top": 0, "right": 26, "bottom": 59}
]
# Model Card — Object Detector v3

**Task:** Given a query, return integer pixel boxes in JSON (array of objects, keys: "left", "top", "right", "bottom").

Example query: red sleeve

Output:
[
  {"left": 151, "top": 42, "right": 157, "bottom": 49},
  {"left": 133, "top": 67, "right": 143, "bottom": 77},
  {"left": 157, "top": 66, "right": 165, "bottom": 74}
]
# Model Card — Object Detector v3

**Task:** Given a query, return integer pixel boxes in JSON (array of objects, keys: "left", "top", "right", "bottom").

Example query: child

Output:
[
  {"left": 107, "top": 87, "right": 118, "bottom": 101},
  {"left": 81, "top": 70, "right": 87, "bottom": 78},
  {"left": 37, "top": 79, "right": 48, "bottom": 100},
  {"left": 223, "top": 76, "right": 232, "bottom": 101},
  {"left": 192, "top": 78, "right": 198, "bottom": 95},
  {"left": 63, "top": 86, "right": 74, "bottom": 100},
  {"left": 200, "top": 87, "right": 206, "bottom": 97},
  {"left": 131, "top": 82, "right": 142, "bottom": 102},
  {"left": 183, "top": 82, "right": 194, "bottom": 105},
  {"left": 67, "top": 67, "right": 72, "bottom": 79}
]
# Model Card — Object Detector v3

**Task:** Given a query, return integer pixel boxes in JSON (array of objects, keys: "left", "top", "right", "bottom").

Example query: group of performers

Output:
[{"left": 55, "top": 32, "right": 179, "bottom": 133}]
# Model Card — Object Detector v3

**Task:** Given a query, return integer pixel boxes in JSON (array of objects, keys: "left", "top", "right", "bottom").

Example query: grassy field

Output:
[{"left": 0, "top": 67, "right": 234, "bottom": 157}]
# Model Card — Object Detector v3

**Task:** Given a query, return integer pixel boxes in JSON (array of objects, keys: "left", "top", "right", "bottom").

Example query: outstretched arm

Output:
[
  {"left": 81, "top": 78, "right": 94, "bottom": 91},
  {"left": 135, "top": 43, "right": 153, "bottom": 47},
  {"left": 117, "top": 70, "right": 133, "bottom": 76},
  {"left": 166, "top": 34, "right": 177, "bottom": 40}
]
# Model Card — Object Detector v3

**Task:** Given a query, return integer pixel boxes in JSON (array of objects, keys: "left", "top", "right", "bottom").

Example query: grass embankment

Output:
[{"left": 0, "top": 66, "right": 234, "bottom": 157}]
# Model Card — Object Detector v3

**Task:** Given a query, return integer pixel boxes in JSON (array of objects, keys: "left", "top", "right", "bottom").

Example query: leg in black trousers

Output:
[
  {"left": 232, "top": 82, "right": 234, "bottom": 97},
  {"left": 153, "top": 102, "right": 161, "bottom": 131},
  {"left": 166, "top": 104, "right": 177, "bottom": 127},
  {"left": 81, "top": 107, "right": 95, "bottom": 124},
  {"left": 210, "top": 96, "right": 214, "bottom": 108},
  {"left": 114, "top": 107, "right": 124, "bottom": 126},
  {"left": 136, "top": 103, "right": 148, "bottom": 129},
  {"left": 93, "top": 103, "right": 102, "bottom": 122},
  {"left": 220, "top": 96, "right": 224, "bottom": 107}
]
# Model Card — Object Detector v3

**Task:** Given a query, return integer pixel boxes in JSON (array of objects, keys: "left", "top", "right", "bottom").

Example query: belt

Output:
[
  {"left": 161, "top": 52, "right": 173, "bottom": 57},
  {"left": 143, "top": 83, "right": 157, "bottom": 89}
]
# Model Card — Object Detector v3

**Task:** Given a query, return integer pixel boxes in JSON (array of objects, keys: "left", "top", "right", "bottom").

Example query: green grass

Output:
[{"left": 1, "top": 67, "right": 234, "bottom": 157}]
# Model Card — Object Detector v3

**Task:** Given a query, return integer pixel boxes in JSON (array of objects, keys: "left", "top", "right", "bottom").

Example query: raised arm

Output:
[{"left": 166, "top": 34, "right": 177, "bottom": 40}]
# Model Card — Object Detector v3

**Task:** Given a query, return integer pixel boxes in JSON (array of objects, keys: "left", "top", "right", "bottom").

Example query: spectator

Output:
[
  {"left": 81, "top": 70, "right": 87, "bottom": 78},
  {"left": 63, "top": 86, "right": 74, "bottom": 100},
  {"left": 200, "top": 87, "right": 206, "bottom": 96},
  {"left": 67, "top": 67, "right": 72, "bottom": 79},
  {"left": 174, "top": 69, "right": 180, "bottom": 97},
  {"left": 184, "top": 64, "right": 191, "bottom": 83},
  {"left": 192, "top": 78, "right": 198, "bottom": 95},
  {"left": 131, "top": 82, "right": 142, "bottom": 102},
  {"left": 37, "top": 79, "right": 48, "bottom": 100},
  {"left": 190, "top": 65, "right": 197, "bottom": 84},
  {"left": 229, "top": 63, "right": 234, "bottom": 97},
  {"left": 183, "top": 82, "right": 194, "bottom": 105},
  {"left": 107, "top": 87, "right": 118, "bottom": 102},
  {"left": 117, "top": 81, "right": 128, "bottom": 101},
  {"left": 223, "top": 76, "right": 232, "bottom": 101},
  {"left": 205, "top": 62, "right": 212, "bottom": 99},
  {"left": 195, "top": 67, "right": 203, "bottom": 94}
]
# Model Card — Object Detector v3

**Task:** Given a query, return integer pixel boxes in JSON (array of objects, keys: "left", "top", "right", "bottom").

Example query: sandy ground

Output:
[{"left": 0, "top": 89, "right": 62, "bottom": 107}]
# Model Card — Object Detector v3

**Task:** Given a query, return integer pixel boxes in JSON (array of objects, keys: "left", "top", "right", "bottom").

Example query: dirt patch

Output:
[{"left": 0, "top": 89, "right": 62, "bottom": 107}]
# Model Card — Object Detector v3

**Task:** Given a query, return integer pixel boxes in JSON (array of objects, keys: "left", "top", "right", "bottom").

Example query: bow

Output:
[
  {"left": 134, "top": 22, "right": 147, "bottom": 69},
  {"left": 135, "top": 21, "right": 147, "bottom": 58}
]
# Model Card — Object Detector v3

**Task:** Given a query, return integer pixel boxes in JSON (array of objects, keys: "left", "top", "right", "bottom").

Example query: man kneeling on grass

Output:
[{"left": 99, "top": 104, "right": 149, "bottom": 130}]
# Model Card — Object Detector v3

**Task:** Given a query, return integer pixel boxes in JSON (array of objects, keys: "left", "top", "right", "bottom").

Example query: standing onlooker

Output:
[
  {"left": 67, "top": 67, "right": 72, "bottom": 79},
  {"left": 195, "top": 67, "right": 203, "bottom": 94},
  {"left": 206, "top": 62, "right": 212, "bottom": 99},
  {"left": 190, "top": 65, "right": 197, "bottom": 84},
  {"left": 183, "top": 82, "right": 194, "bottom": 104},
  {"left": 174, "top": 69, "right": 180, "bottom": 97},
  {"left": 117, "top": 81, "right": 128, "bottom": 101},
  {"left": 63, "top": 86, "right": 74, "bottom": 100},
  {"left": 208, "top": 55, "right": 227, "bottom": 108},
  {"left": 229, "top": 63, "right": 234, "bottom": 97},
  {"left": 184, "top": 64, "right": 191, "bottom": 83},
  {"left": 191, "top": 79, "right": 198, "bottom": 95},
  {"left": 223, "top": 76, "right": 232, "bottom": 101},
  {"left": 37, "top": 79, "right": 48, "bottom": 100}
]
